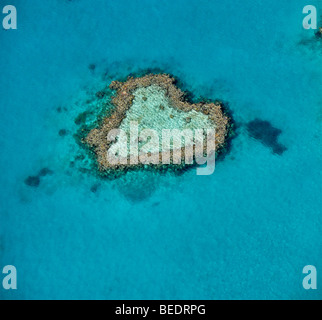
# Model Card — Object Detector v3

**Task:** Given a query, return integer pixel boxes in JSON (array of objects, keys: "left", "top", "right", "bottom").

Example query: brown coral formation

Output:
[
  {"left": 84, "top": 73, "right": 231, "bottom": 173},
  {"left": 316, "top": 27, "right": 322, "bottom": 38}
]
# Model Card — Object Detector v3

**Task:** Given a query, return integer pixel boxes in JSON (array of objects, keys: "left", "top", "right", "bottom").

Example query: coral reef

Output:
[
  {"left": 74, "top": 111, "right": 91, "bottom": 125},
  {"left": 24, "top": 167, "right": 54, "bottom": 187},
  {"left": 315, "top": 27, "right": 322, "bottom": 39},
  {"left": 246, "top": 119, "right": 287, "bottom": 155},
  {"left": 83, "top": 73, "right": 232, "bottom": 174},
  {"left": 90, "top": 183, "right": 101, "bottom": 193},
  {"left": 88, "top": 63, "right": 96, "bottom": 71},
  {"left": 58, "top": 129, "right": 68, "bottom": 137},
  {"left": 56, "top": 106, "right": 67, "bottom": 113},
  {"left": 24, "top": 176, "right": 40, "bottom": 187},
  {"left": 38, "top": 167, "right": 54, "bottom": 177}
]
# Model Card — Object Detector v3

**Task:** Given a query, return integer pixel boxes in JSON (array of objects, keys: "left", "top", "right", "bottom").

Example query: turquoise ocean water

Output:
[{"left": 0, "top": 0, "right": 321, "bottom": 299}]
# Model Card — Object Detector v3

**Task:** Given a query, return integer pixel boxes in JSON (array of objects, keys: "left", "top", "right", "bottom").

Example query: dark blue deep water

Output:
[{"left": 0, "top": 0, "right": 321, "bottom": 299}]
